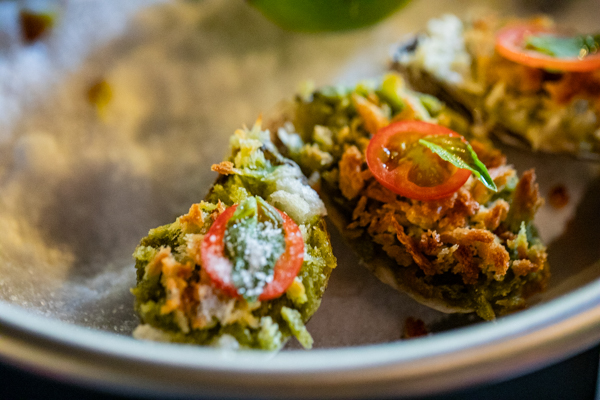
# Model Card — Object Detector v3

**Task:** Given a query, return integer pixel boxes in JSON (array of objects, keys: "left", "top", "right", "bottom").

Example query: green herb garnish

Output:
[
  {"left": 418, "top": 136, "right": 497, "bottom": 192},
  {"left": 224, "top": 196, "right": 285, "bottom": 302},
  {"left": 525, "top": 33, "right": 600, "bottom": 59}
]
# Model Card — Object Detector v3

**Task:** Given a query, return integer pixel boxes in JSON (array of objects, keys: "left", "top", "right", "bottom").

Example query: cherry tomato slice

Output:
[
  {"left": 496, "top": 25, "right": 600, "bottom": 72},
  {"left": 200, "top": 204, "right": 304, "bottom": 301},
  {"left": 366, "top": 120, "right": 472, "bottom": 201}
]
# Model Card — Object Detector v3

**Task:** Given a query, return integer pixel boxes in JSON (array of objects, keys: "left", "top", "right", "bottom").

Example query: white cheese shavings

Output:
[
  {"left": 398, "top": 14, "right": 471, "bottom": 85},
  {"left": 267, "top": 164, "right": 326, "bottom": 224},
  {"left": 233, "top": 220, "right": 282, "bottom": 298}
]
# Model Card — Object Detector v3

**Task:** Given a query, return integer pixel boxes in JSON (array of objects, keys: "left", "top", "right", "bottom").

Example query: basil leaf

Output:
[
  {"left": 418, "top": 136, "right": 497, "bottom": 192},
  {"left": 525, "top": 33, "right": 600, "bottom": 59},
  {"left": 224, "top": 196, "right": 285, "bottom": 302}
]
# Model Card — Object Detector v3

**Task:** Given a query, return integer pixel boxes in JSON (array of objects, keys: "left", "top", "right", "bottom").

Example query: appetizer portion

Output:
[
  {"left": 274, "top": 73, "right": 549, "bottom": 320},
  {"left": 393, "top": 15, "right": 600, "bottom": 157},
  {"left": 131, "top": 123, "right": 336, "bottom": 350}
]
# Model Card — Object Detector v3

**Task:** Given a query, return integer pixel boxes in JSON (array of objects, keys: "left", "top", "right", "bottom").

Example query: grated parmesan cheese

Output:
[{"left": 397, "top": 14, "right": 471, "bottom": 85}]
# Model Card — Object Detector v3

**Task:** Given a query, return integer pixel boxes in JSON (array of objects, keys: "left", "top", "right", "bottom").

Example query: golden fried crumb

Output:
[
  {"left": 392, "top": 219, "right": 436, "bottom": 275},
  {"left": 441, "top": 227, "right": 510, "bottom": 279},
  {"left": 419, "top": 230, "right": 442, "bottom": 256},
  {"left": 512, "top": 259, "right": 539, "bottom": 277},
  {"left": 145, "top": 247, "right": 172, "bottom": 279},
  {"left": 453, "top": 245, "right": 480, "bottom": 284},
  {"left": 510, "top": 169, "right": 544, "bottom": 226},
  {"left": 339, "top": 146, "right": 366, "bottom": 200},
  {"left": 211, "top": 161, "right": 236, "bottom": 175},
  {"left": 352, "top": 94, "right": 390, "bottom": 136},
  {"left": 472, "top": 199, "right": 509, "bottom": 230},
  {"left": 363, "top": 180, "right": 397, "bottom": 203},
  {"left": 160, "top": 257, "right": 193, "bottom": 315},
  {"left": 180, "top": 203, "right": 205, "bottom": 228}
]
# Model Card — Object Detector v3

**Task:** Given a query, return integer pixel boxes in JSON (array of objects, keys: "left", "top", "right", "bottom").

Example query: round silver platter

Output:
[{"left": 0, "top": 0, "right": 599, "bottom": 398}]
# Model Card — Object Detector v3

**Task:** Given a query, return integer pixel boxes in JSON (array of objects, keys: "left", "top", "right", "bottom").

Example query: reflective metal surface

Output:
[{"left": 0, "top": 0, "right": 599, "bottom": 398}]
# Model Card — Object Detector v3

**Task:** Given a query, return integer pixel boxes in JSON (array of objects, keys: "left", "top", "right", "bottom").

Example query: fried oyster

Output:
[
  {"left": 273, "top": 73, "right": 549, "bottom": 320},
  {"left": 132, "top": 123, "right": 336, "bottom": 350},
  {"left": 393, "top": 14, "right": 600, "bottom": 158}
]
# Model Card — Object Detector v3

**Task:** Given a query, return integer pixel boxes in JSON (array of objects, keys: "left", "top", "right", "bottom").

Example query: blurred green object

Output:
[{"left": 247, "top": 0, "right": 412, "bottom": 32}]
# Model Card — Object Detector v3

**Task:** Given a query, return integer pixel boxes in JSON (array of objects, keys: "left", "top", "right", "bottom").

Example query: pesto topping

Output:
[{"left": 224, "top": 196, "right": 285, "bottom": 301}]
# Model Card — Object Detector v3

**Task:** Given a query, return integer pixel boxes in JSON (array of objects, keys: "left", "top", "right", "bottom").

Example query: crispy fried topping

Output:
[
  {"left": 179, "top": 203, "right": 205, "bottom": 228},
  {"left": 544, "top": 70, "right": 600, "bottom": 106},
  {"left": 339, "top": 146, "right": 366, "bottom": 200},
  {"left": 440, "top": 227, "right": 510, "bottom": 279},
  {"left": 452, "top": 245, "right": 480, "bottom": 284},
  {"left": 470, "top": 139, "right": 507, "bottom": 169},
  {"left": 342, "top": 156, "right": 538, "bottom": 283},
  {"left": 472, "top": 199, "right": 509, "bottom": 231},
  {"left": 479, "top": 240, "right": 511, "bottom": 278},
  {"left": 509, "top": 169, "right": 543, "bottom": 228},
  {"left": 438, "top": 189, "right": 480, "bottom": 231},
  {"left": 440, "top": 227, "right": 494, "bottom": 244},
  {"left": 145, "top": 247, "right": 172, "bottom": 279},
  {"left": 306, "top": 86, "right": 547, "bottom": 291},
  {"left": 160, "top": 255, "right": 194, "bottom": 316},
  {"left": 352, "top": 196, "right": 368, "bottom": 221},
  {"left": 392, "top": 219, "right": 436, "bottom": 275},
  {"left": 211, "top": 161, "right": 236, "bottom": 175},
  {"left": 419, "top": 230, "right": 442, "bottom": 256},
  {"left": 512, "top": 259, "right": 538, "bottom": 277},
  {"left": 213, "top": 201, "right": 227, "bottom": 219},
  {"left": 352, "top": 94, "right": 390, "bottom": 136},
  {"left": 363, "top": 180, "right": 397, "bottom": 203}
]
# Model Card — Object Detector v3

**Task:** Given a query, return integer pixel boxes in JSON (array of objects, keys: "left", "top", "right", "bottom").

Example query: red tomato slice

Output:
[
  {"left": 496, "top": 25, "right": 600, "bottom": 72},
  {"left": 366, "top": 120, "right": 472, "bottom": 201},
  {"left": 200, "top": 204, "right": 304, "bottom": 301}
]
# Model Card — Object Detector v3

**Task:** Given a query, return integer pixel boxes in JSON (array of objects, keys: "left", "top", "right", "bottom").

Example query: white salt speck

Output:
[{"left": 230, "top": 220, "right": 282, "bottom": 296}]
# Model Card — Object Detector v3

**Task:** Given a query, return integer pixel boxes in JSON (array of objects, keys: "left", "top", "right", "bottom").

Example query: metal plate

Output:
[{"left": 0, "top": 0, "right": 599, "bottom": 398}]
